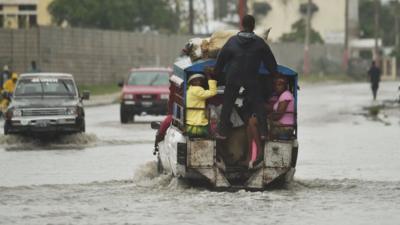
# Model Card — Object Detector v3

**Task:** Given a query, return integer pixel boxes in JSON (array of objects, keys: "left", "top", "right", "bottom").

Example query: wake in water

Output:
[
  {"left": 130, "top": 161, "right": 396, "bottom": 193},
  {"left": 290, "top": 178, "right": 400, "bottom": 193},
  {"left": 132, "top": 162, "right": 400, "bottom": 193},
  {"left": 0, "top": 133, "right": 153, "bottom": 151},
  {"left": 132, "top": 161, "right": 192, "bottom": 190},
  {"left": 0, "top": 133, "right": 99, "bottom": 151}
]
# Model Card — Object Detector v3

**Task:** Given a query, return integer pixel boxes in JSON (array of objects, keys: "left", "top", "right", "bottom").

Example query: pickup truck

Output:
[{"left": 3, "top": 73, "right": 89, "bottom": 135}]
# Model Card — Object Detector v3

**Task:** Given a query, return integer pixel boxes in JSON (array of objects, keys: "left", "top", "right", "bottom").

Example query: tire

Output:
[
  {"left": 120, "top": 105, "right": 129, "bottom": 124},
  {"left": 3, "top": 121, "right": 10, "bottom": 135},
  {"left": 80, "top": 119, "right": 86, "bottom": 133},
  {"left": 157, "top": 154, "right": 163, "bottom": 174}
]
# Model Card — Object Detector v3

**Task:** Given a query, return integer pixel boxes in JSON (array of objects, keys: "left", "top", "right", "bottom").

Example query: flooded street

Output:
[{"left": 1, "top": 81, "right": 399, "bottom": 225}]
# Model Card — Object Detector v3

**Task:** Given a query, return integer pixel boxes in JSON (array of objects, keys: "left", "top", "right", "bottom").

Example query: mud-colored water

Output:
[
  {"left": 1, "top": 164, "right": 399, "bottom": 225},
  {"left": 1, "top": 82, "right": 399, "bottom": 225}
]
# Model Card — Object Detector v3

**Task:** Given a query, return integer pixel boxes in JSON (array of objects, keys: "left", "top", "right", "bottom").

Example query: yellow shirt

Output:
[
  {"left": 186, "top": 80, "right": 217, "bottom": 126},
  {"left": 3, "top": 79, "right": 16, "bottom": 93}
]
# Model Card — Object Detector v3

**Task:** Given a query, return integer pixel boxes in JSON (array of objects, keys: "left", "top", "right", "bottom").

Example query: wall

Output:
[
  {"left": 271, "top": 42, "right": 344, "bottom": 75},
  {"left": 37, "top": 0, "right": 53, "bottom": 26},
  {"left": 0, "top": 27, "right": 345, "bottom": 85},
  {"left": 0, "top": 27, "right": 193, "bottom": 84}
]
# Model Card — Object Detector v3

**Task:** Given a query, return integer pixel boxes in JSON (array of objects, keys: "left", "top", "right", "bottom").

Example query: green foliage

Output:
[
  {"left": 359, "top": 0, "right": 397, "bottom": 46},
  {"left": 279, "top": 19, "right": 324, "bottom": 44},
  {"left": 48, "top": 0, "right": 179, "bottom": 33},
  {"left": 359, "top": 0, "right": 374, "bottom": 39},
  {"left": 78, "top": 84, "right": 120, "bottom": 96}
]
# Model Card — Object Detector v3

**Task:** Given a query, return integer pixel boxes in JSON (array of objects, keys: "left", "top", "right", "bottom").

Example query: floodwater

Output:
[{"left": 1, "top": 82, "right": 399, "bottom": 225}]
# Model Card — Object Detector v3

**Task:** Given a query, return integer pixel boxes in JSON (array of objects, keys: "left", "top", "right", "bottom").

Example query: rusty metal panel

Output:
[
  {"left": 263, "top": 167, "right": 288, "bottom": 184},
  {"left": 265, "top": 141, "right": 293, "bottom": 168},
  {"left": 188, "top": 139, "right": 215, "bottom": 167},
  {"left": 246, "top": 168, "right": 264, "bottom": 189}
]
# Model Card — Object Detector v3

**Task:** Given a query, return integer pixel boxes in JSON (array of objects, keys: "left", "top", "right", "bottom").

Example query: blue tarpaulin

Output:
[{"left": 182, "top": 59, "right": 297, "bottom": 76}]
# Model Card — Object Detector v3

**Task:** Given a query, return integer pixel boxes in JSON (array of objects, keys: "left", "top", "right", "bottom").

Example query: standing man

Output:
[
  {"left": 29, "top": 61, "right": 41, "bottom": 73},
  {"left": 368, "top": 61, "right": 381, "bottom": 100},
  {"left": 214, "top": 15, "right": 278, "bottom": 139}
]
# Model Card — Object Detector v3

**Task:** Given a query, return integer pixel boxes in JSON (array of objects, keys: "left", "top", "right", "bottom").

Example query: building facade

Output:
[
  {"left": 0, "top": 0, "right": 53, "bottom": 29},
  {"left": 247, "top": 0, "right": 359, "bottom": 44}
]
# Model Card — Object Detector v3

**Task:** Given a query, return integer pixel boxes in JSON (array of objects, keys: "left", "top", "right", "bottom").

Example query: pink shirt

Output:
[{"left": 273, "top": 90, "right": 295, "bottom": 125}]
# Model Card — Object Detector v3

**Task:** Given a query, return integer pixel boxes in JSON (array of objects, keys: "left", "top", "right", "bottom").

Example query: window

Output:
[
  {"left": 15, "top": 78, "right": 77, "bottom": 96},
  {"left": 19, "top": 5, "right": 36, "bottom": 11},
  {"left": 359, "top": 50, "right": 373, "bottom": 60},
  {"left": 18, "top": 15, "right": 37, "bottom": 28},
  {"left": 18, "top": 15, "right": 28, "bottom": 28},
  {"left": 128, "top": 71, "right": 170, "bottom": 86},
  {"left": 29, "top": 15, "right": 37, "bottom": 27}
]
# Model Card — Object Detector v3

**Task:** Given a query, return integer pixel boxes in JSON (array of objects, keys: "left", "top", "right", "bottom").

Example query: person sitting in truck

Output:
[
  {"left": 186, "top": 73, "right": 217, "bottom": 137},
  {"left": 245, "top": 76, "right": 294, "bottom": 168},
  {"left": 268, "top": 76, "right": 295, "bottom": 139}
]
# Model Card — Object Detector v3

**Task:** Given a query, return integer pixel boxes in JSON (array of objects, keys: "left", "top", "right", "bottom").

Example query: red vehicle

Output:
[{"left": 118, "top": 67, "right": 171, "bottom": 123}]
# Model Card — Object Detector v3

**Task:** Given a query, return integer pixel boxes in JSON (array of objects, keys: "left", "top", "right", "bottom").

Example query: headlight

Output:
[
  {"left": 66, "top": 107, "right": 77, "bottom": 115},
  {"left": 124, "top": 94, "right": 134, "bottom": 100},
  {"left": 13, "top": 109, "right": 22, "bottom": 117},
  {"left": 160, "top": 94, "right": 169, "bottom": 100}
]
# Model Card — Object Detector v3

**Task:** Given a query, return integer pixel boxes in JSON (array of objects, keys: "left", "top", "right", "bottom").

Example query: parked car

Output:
[
  {"left": 118, "top": 67, "right": 171, "bottom": 123},
  {"left": 3, "top": 73, "right": 90, "bottom": 135}
]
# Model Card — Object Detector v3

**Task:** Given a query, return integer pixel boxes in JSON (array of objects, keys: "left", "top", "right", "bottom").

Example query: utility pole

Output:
[
  {"left": 343, "top": 0, "right": 349, "bottom": 73},
  {"left": 238, "top": 0, "right": 247, "bottom": 29},
  {"left": 394, "top": 1, "right": 399, "bottom": 50},
  {"left": 202, "top": 0, "right": 209, "bottom": 34},
  {"left": 303, "top": 0, "right": 311, "bottom": 75},
  {"left": 374, "top": 0, "right": 380, "bottom": 62},
  {"left": 189, "top": 0, "right": 194, "bottom": 34},
  {"left": 174, "top": 0, "right": 182, "bottom": 34}
]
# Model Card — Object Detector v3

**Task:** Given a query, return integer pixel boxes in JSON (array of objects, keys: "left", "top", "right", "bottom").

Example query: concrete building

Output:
[
  {"left": 247, "top": 0, "right": 359, "bottom": 44},
  {"left": 0, "top": 0, "right": 53, "bottom": 29}
]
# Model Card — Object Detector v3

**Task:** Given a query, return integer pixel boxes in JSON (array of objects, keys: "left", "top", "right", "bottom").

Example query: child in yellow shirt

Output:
[{"left": 186, "top": 73, "right": 217, "bottom": 137}]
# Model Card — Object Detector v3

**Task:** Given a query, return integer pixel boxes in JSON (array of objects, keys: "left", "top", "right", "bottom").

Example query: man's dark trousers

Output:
[{"left": 219, "top": 77, "right": 266, "bottom": 137}]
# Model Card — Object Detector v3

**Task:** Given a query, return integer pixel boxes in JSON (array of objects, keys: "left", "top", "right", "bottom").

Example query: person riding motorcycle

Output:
[{"left": 1, "top": 73, "right": 18, "bottom": 113}]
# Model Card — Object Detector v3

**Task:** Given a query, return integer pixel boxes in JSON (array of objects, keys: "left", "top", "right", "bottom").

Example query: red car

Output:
[{"left": 118, "top": 67, "right": 171, "bottom": 123}]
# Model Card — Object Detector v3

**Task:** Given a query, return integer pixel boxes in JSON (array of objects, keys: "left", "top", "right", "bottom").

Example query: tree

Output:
[
  {"left": 48, "top": 0, "right": 180, "bottom": 33},
  {"left": 279, "top": 19, "right": 324, "bottom": 44},
  {"left": 359, "top": 0, "right": 397, "bottom": 46}
]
